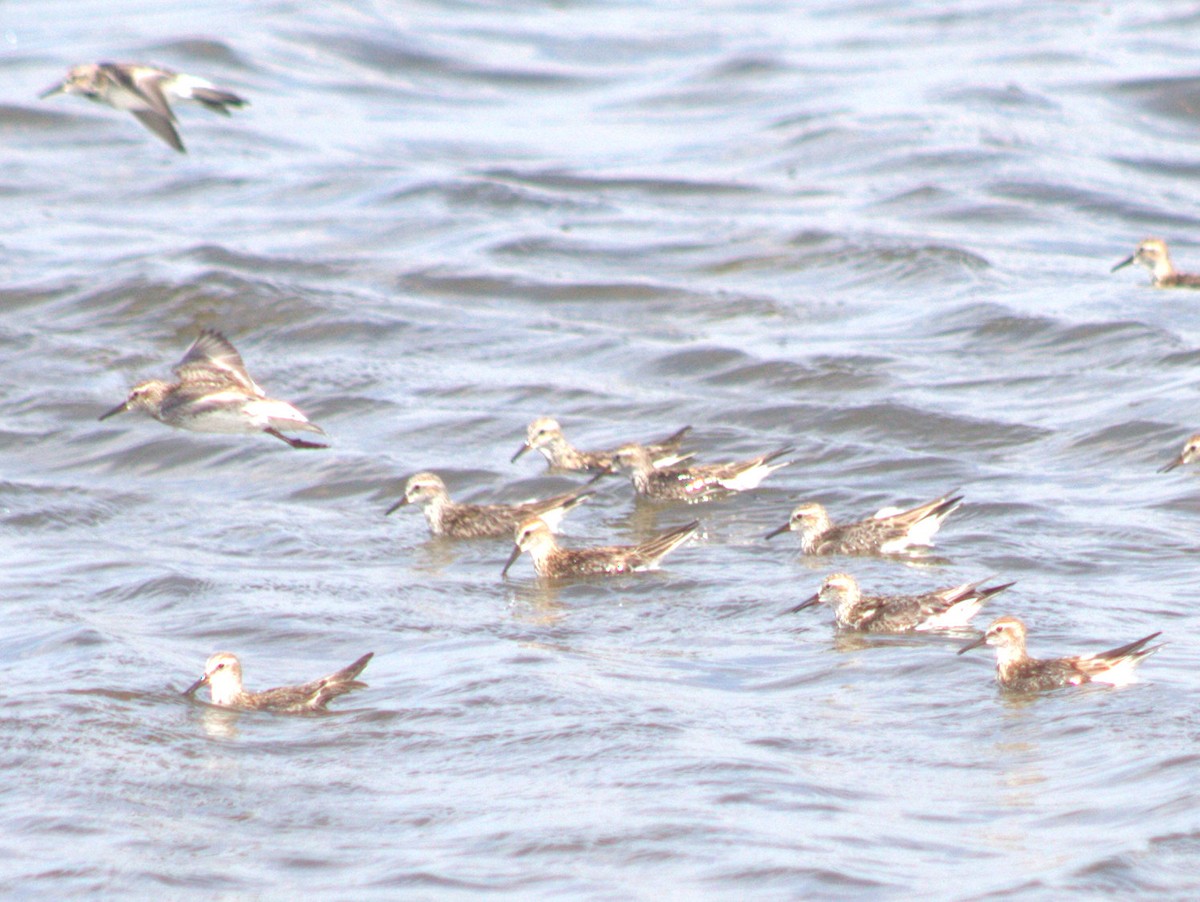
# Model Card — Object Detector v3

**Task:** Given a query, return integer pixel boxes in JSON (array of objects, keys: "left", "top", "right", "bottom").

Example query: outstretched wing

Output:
[
  {"left": 122, "top": 65, "right": 177, "bottom": 119},
  {"left": 129, "top": 110, "right": 185, "bottom": 152},
  {"left": 174, "top": 330, "right": 262, "bottom": 394}
]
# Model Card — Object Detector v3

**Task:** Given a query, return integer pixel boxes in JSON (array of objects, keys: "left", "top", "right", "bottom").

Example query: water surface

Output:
[{"left": 3, "top": 1, "right": 1200, "bottom": 897}]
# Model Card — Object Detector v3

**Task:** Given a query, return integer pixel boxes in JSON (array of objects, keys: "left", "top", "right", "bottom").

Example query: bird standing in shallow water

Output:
[
  {"left": 501, "top": 516, "right": 699, "bottom": 579},
  {"left": 614, "top": 443, "right": 792, "bottom": 502},
  {"left": 183, "top": 652, "right": 373, "bottom": 713},
  {"left": 1111, "top": 238, "right": 1200, "bottom": 288},
  {"left": 40, "top": 62, "right": 247, "bottom": 153},
  {"left": 511, "top": 417, "right": 692, "bottom": 473},
  {"left": 957, "top": 617, "right": 1162, "bottom": 692},
  {"left": 99, "top": 329, "right": 327, "bottom": 449},
  {"left": 386, "top": 471, "right": 593, "bottom": 538},
  {"left": 788, "top": 572, "right": 1013, "bottom": 632},
  {"left": 766, "top": 491, "right": 962, "bottom": 556}
]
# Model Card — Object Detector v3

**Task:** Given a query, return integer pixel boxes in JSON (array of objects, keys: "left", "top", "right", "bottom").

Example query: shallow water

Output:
[{"left": 4, "top": 0, "right": 1200, "bottom": 897}]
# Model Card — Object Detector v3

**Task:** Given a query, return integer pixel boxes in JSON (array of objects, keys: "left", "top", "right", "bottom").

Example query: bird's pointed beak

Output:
[
  {"left": 1111, "top": 254, "right": 1135, "bottom": 273},
  {"left": 510, "top": 443, "right": 531, "bottom": 463},
  {"left": 783, "top": 593, "right": 820, "bottom": 615},
  {"left": 98, "top": 399, "right": 130, "bottom": 421},
  {"left": 39, "top": 81, "right": 67, "bottom": 99},
  {"left": 1158, "top": 457, "right": 1182, "bottom": 473},
  {"left": 586, "top": 466, "right": 615, "bottom": 485},
  {"left": 182, "top": 673, "right": 209, "bottom": 696},
  {"left": 500, "top": 543, "right": 523, "bottom": 577},
  {"left": 384, "top": 496, "right": 408, "bottom": 516},
  {"left": 764, "top": 522, "right": 790, "bottom": 540},
  {"left": 957, "top": 634, "right": 989, "bottom": 656}
]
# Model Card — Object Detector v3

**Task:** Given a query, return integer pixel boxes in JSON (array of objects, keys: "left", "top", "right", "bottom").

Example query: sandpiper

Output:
[
  {"left": 386, "top": 471, "right": 593, "bottom": 538},
  {"left": 614, "top": 443, "right": 792, "bottom": 502},
  {"left": 511, "top": 417, "right": 692, "bottom": 472},
  {"left": 958, "top": 617, "right": 1162, "bottom": 692},
  {"left": 766, "top": 490, "right": 962, "bottom": 555},
  {"left": 1159, "top": 433, "right": 1200, "bottom": 473},
  {"left": 1111, "top": 238, "right": 1200, "bottom": 288},
  {"left": 183, "top": 651, "right": 373, "bottom": 712},
  {"left": 501, "top": 516, "right": 698, "bottom": 579},
  {"left": 99, "top": 329, "right": 327, "bottom": 449},
  {"left": 787, "top": 572, "right": 1013, "bottom": 632},
  {"left": 41, "top": 62, "right": 247, "bottom": 153}
]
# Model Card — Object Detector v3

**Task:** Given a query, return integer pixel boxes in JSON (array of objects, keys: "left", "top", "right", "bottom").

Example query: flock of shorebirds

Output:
[
  {"left": 101, "top": 320, "right": 1177, "bottom": 711},
  {"left": 49, "top": 61, "right": 1194, "bottom": 712}
]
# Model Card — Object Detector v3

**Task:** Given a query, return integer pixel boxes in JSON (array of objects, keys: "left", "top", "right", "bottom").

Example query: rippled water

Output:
[{"left": 5, "top": 0, "right": 1200, "bottom": 896}]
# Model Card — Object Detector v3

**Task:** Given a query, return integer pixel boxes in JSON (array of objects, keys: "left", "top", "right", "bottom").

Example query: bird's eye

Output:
[{"left": 215, "top": 662, "right": 225, "bottom": 670}]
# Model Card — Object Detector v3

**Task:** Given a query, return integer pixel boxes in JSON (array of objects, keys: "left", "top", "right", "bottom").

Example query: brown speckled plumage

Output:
[
  {"left": 501, "top": 516, "right": 699, "bottom": 579},
  {"left": 615, "top": 444, "right": 792, "bottom": 502},
  {"left": 767, "top": 491, "right": 961, "bottom": 556},
  {"left": 788, "top": 572, "right": 1012, "bottom": 632},
  {"left": 511, "top": 417, "right": 691, "bottom": 472},
  {"left": 958, "top": 617, "right": 1161, "bottom": 693},
  {"left": 183, "top": 651, "right": 373, "bottom": 713},
  {"left": 387, "top": 471, "right": 592, "bottom": 538},
  {"left": 98, "top": 329, "right": 326, "bottom": 449}
]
